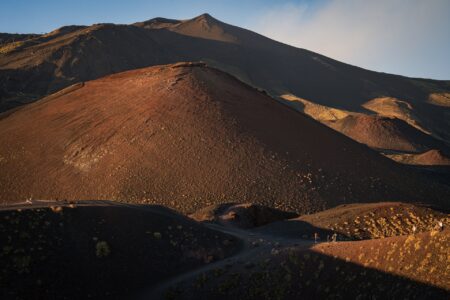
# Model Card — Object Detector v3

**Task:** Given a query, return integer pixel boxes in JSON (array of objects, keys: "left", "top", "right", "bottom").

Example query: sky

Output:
[{"left": 1, "top": 0, "right": 449, "bottom": 80}]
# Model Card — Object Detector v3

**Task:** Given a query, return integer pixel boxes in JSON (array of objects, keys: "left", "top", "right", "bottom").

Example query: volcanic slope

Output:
[
  {"left": 255, "top": 202, "right": 450, "bottom": 240},
  {"left": 1, "top": 14, "right": 449, "bottom": 145},
  {"left": 164, "top": 229, "right": 450, "bottom": 299},
  {"left": 0, "top": 63, "right": 448, "bottom": 212},
  {"left": 281, "top": 94, "right": 449, "bottom": 153},
  {"left": 327, "top": 114, "right": 448, "bottom": 153},
  {"left": 386, "top": 149, "right": 450, "bottom": 166}
]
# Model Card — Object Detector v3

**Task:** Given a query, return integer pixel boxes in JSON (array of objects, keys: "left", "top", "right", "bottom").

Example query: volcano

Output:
[{"left": 0, "top": 62, "right": 447, "bottom": 212}]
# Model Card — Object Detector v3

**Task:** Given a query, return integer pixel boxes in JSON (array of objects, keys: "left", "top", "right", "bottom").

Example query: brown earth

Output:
[
  {"left": 282, "top": 93, "right": 449, "bottom": 154},
  {"left": 0, "top": 201, "right": 240, "bottom": 299},
  {"left": 362, "top": 97, "right": 429, "bottom": 133},
  {"left": 150, "top": 219, "right": 450, "bottom": 300},
  {"left": 0, "top": 63, "right": 449, "bottom": 212},
  {"left": 1, "top": 14, "right": 449, "bottom": 146},
  {"left": 189, "top": 203, "right": 298, "bottom": 229},
  {"left": 311, "top": 229, "right": 450, "bottom": 290},
  {"left": 282, "top": 94, "right": 450, "bottom": 157},
  {"left": 1, "top": 200, "right": 448, "bottom": 299},
  {"left": 256, "top": 202, "right": 449, "bottom": 240},
  {"left": 387, "top": 149, "right": 450, "bottom": 166},
  {"left": 327, "top": 114, "right": 448, "bottom": 153}
]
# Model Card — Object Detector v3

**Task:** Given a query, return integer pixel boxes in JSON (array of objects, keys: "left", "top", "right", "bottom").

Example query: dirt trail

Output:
[
  {"left": 139, "top": 222, "right": 314, "bottom": 299},
  {"left": 3, "top": 199, "right": 315, "bottom": 299}
]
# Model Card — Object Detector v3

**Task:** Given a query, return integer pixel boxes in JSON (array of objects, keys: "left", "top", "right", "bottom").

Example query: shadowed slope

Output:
[
  {"left": 0, "top": 33, "right": 40, "bottom": 48},
  {"left": 256, "top": 202, "right": 449, "bottom": 240},
  {"left": 152, "top": 227, "right": 450, "bottom": 299},
  {"left": 0, "top": 201, "right": 239, "bottom": 299},
  {"left": 0, "top": 63, "right": 448, "bottom": 212},
  {"left": 189, "top": 203, "right": 298, "bottom": 229}
]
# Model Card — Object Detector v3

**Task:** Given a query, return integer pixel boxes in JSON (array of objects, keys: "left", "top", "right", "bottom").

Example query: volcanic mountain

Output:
[
  {"left": 0, "top": 63, "right": 448, "bottom": 212},
  {"left": 1, "top": 13, "right": 449, "bottom": 149}
]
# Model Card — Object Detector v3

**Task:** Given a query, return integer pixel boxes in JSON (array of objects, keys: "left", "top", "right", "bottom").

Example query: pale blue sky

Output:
[{"left": 1, "top": 0, "right": 449, "bottom": 80}]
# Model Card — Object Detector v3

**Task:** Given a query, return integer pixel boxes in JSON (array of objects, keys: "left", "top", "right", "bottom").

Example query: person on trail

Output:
[
  {"left": 412, "top": 225, "right": 417, "bottom": 234},
  {"left": 436, "top": 221, "right": 444, "bottom": 231},
  {"left": 314, "top": 233, "right": 319, "bottom": 243},
  {"left": 331, "top": 233, "right": 337, "bottom": 242}
]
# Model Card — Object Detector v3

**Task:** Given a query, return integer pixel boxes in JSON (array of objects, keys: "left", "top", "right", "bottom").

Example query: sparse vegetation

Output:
[
  {"left": 0, "top": 203, "right": 239, "bottom": 299},
  {"left": 95, "top": 241, "right": 110, "bottom": 258},
  {"left": 300, "top": 203, "right": 449, "bottom": 240},
  {"left": 166, "top": 228, "right": 449, "bottom": 299},
  {"left": 0, "top": 40, "right": 24, "bottom": 54}
]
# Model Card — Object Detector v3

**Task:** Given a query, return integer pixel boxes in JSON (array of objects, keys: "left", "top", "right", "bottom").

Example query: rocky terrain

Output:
[
  {"left": 1, "top": 63, "right": 448, "bottom": 212},
  {"left": 1, "top": 201, "right": 448, "bottom": 299},
  {"left": 255, "top": 202, "right": 449, "bottom": 240}
]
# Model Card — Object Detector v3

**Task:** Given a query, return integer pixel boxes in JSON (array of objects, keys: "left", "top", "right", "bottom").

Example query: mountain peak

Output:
[
  {"left": 191, "top": 13, "right": 220, "bottom": 25},
  {"left": 195, "top": 13, "right": 214, "bottom": 20}
]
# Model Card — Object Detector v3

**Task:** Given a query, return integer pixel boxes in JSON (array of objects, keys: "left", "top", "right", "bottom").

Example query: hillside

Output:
[
  {"left": 327, "top": 114, "right": 447, "bottom": 152},
  {"left": 0, "top": 63, "right": 448, "bottom": 212},
  {"left": 0, "top": 201, "right": 239, "bottom": 299},
  {"left": 1, "top": 14, "right": 449, "bottom": 147},
  {"left": 386, "top": 149, "right": 450, "bottom": 166},
  {"left": 255, "top": 202, "right": 449, "bottom": 240},
  {"left": 149, "top": 214, "right": 450, "bottom": 299},
  {"left": 282, "top": 94, "right": 449, "bottom": 153}
]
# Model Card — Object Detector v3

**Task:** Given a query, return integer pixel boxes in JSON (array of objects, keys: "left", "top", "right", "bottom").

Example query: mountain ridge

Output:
[{"left": 1, "top": 13, "right": 449, "bottom": 154}]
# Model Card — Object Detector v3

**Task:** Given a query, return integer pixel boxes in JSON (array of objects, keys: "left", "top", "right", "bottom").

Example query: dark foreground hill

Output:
[
  {"left": 0, "top": 201, "right": 240, "bottom": 299},
  {"left": 0, "top": 63, "right": 448, "bottom": 212},
  {"left": 2, "top": 201, "right": 449, "bottom": 300}
]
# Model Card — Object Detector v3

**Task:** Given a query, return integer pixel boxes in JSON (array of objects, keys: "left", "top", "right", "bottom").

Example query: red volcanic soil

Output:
[
  {"left": 411, "top": 149, "right": 450, "bottom": 165},
  {"left": 0, "top": 63, "right": 449, "bottom": 211},
  {"left": 189, "top": 203, "right": 298, "bottom": 229},
  {"left": 312, "top": 229, "right": 450, "bottom": 290},
  {"left": 388, "top": 149, "right": 450, "bottom": 166},
  {"left": 328, "top": 114, "right": 447, "bottom": 152},
  {"left": 0, "top": 201, "right": 240, "bottom": 299},
  {"left": 154, "top": 228, "right": 449, "bottom": 299},
  {"left": 256, "top": 202, "right": 449, "bottom": 240}
]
